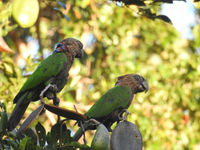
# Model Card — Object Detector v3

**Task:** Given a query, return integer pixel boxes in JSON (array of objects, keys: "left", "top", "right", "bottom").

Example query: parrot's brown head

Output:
[
  {"left": 115, "top": 74, "right": 148, "bottom": 94},
  {"left": 54, "top": 38, "right": 84, "bottom": 58}
]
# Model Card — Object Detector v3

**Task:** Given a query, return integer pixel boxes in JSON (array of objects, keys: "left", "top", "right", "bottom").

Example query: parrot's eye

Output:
[
  {"left": 115, "top": 79, "right": 121, "bottom": 86},
  {"left": 133, "top": 75, "right": 144, "bottom": 83},
  {"left": 54, "top": 43, "right": 65, "bottom": 53}
]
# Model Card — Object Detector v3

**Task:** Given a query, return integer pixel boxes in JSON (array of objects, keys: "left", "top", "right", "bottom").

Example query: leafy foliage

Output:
[
  {"left": 0, "top": 111, "right": 90, "bottom": 149},
  {"left": 0, "top": 0, "right": 200, "bottom": 150}
]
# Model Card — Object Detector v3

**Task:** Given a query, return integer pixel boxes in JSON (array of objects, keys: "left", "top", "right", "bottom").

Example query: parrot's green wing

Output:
[
  {"left": 85, "top": 86, "right": 132, "bottom": 118},
  {"left": 14, "top": 52, "right": 68, "bottom": 103}
]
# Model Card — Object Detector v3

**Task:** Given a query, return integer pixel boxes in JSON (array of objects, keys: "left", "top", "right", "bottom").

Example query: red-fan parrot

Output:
[
  {"left": 7, "top": 38, "right": 84, "bottom": 131},
  {"left": 73, "top": 74, "right": 148, "bottom": 141}
]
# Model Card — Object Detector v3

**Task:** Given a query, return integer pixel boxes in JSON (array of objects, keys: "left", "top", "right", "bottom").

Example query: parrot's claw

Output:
[
  {"left": 123, "top": 109, "right": 130, "bottom": 120},
  {"left": 40, "top": 84, "right": 58, "bottom": 104},
  {"left": 80, "top": 122, "right": 87, "bottom": 144},
  {"left": 79, "top": 119, "right": 100, "bottom": 144},
  {"left": 86, "top": 118, "right": 100, "bottom": 126},
  {"left": 39, "top": 96, "right": 45, "bottom": 104},
  {"left": 118, "top": 109, "right": 130, "bottom": 121},
  {"left": 49, "top": 84, "right": 58, "bottom": 92}
]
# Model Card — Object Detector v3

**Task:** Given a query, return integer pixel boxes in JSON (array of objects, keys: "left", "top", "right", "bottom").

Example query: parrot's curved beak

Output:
[
  {"left": 75, "top": 48, "right": 84, "bottom": 58},
  {"left": 75, "top": 40, "right": 84, "bottom": 58},
  {"left": 142, "top": 80, "right": 149, "bottom": 93}
]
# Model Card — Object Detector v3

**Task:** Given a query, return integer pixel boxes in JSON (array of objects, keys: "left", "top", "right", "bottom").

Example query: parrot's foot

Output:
[
  {"left": 79, "top": 119, "right": 100, "bottom": 144},
  {"left": 49, "top": 84, "right": 58, "bottom": 92},
  {"left": 118, "top": 109, "right": 130, "bottom": 121},
  {"left": 85, "top": 118, "right": 100, "bottom": 126},
  {"left": 80, "top": 122, "right": 87, "bottom": 144},
  {"left": 40, "top": 84, "right": 58, "bottom": 104},
  {"left": 123, "top": 109, "right": 130, "bottom": 120}
]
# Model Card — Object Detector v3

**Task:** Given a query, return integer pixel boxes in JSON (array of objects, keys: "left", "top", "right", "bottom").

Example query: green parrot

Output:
[
  {"left": 7, "top": 38, "right": 84, "bottom": 131},
  {"left": 73, "top": 74, "right": 148, "bottom": 141}
]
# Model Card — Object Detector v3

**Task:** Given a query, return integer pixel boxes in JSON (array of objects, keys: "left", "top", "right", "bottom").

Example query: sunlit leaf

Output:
[
  {"left": 12, "top": 0, "right": 39, "bottom": 28},
  {"left": 18, "top": 137, "right": 31, "bottom": 150}
]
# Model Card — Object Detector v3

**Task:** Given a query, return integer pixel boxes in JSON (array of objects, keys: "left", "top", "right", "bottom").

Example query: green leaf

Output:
[
  {"left": 59, "top": 123, "right": 67, "bottom": 139},
  {"left": 12, "top": 0, "right": 39, "bottom": 28},
  {"left": 58, "top": 141, "right": 91, "bottom": 150},
  {"left": 18, "top": 136, "right": 40, "bottom": 150},
  {"left": 1, "top": 138, "right": 19, "bottom": 149},
  {"left": 50, "top": 122, "right": 68, "bottom": 143},
  {"left": 61, "top": 129, "right": 72, "bottom": 144},
  {"left": 24, "top": 128, "right": 37, "bottom": 145},
  {"left": 18, "top": 137, "right": 31, "bottom": 150},
  {"left": 123, "top": 0, "right": 145, "bottom": 6},
  {"left": 156, "top": 15, "right": 172, "bottom": 24},
  {"left": 51, "top": 123, "right": 61, "bottom": 144},
  {"left": 0, "top": 102, "right": 6, "bottom": 111},
  {"left": 35, "top": 122, "right": 46, "bottom": 147},
  {"left": 0, "top": 103, "right": 8, "bottom": 136},
  {"left": 46, "top": 132, "right": 54, "bottom": 149}
]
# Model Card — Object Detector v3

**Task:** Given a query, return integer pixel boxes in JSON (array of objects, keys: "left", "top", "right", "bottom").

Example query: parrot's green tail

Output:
[{"left": 7, "top": 93, "right": 30, "bottom": 131}]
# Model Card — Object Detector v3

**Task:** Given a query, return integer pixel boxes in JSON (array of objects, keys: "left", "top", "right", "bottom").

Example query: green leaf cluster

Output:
[{"left": 0, "top": 113, "right": 90, "bottom": 150}]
